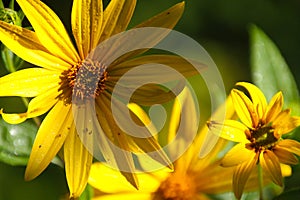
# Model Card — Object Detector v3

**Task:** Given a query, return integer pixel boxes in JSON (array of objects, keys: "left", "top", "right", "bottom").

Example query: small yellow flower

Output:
[
  {"left": 208, "top": 82, "right": 300, "bottom": 199},
  {"left": 0, "top": 0, "right": 196, "bottom": 197},
  {"left": 88, "top": 88, "right": 237, "bottom": 200}
]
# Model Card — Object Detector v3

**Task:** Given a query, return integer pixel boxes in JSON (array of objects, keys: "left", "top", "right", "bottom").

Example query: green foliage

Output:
[
  {"left": 250, "top": 25, "right": 300, "bottom": 115},
  {"left": 0, "top": 118, "right": 36, "bottom": 166}
]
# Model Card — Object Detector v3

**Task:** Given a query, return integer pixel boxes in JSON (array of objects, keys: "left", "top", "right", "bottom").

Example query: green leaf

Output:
[
  {"left": 0, "top": 117, "right": 36, "bottom": 165},
  {"left": 249, "top": 25, "right": 300, "bottom": 115}
]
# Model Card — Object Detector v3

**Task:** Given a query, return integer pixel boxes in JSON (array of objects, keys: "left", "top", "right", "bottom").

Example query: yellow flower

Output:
[
  {"left": 0, "top": 0, "right": 196, "bottom": 197},
  {"left": 88, "top": 88, "right": 237, "bottom": 200},
  {"left": 208, "top": 82, "right": 300, "bottom": 199}
]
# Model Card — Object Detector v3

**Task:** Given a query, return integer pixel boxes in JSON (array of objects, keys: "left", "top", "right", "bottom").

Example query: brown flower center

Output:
[
  {"left": 246, "top": 122, "right": 279, "bottom": 152},
  {"left": 153, "top": 173, "right": 197, "bottom": 200},
  {"left": 58, "top": 59, "right": 108, "bottom": 104}
]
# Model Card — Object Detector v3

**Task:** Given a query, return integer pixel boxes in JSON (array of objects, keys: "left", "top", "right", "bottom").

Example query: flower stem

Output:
[{"left": 257, "top": 163, "right": 264, "bottom": 200}]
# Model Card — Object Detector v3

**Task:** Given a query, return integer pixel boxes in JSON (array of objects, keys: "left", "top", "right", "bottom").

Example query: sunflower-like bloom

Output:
[
  {"left": 0, "top": 0, "right": 197, "bottom": 197},
  {"left": 208, "top": 82, "right": 300, "bottom": 199},
  {"left": 88, "top": 88, "right": 238, "bottom": 200}
]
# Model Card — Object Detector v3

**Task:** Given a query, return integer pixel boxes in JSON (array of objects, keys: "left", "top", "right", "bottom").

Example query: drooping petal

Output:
[
  {"left": 277, "top": 139, "right": 300, "bottom": 156},
  {"left": 71, "top": 0, "right": 103, "bottom": 58},
  {"left": 88, "top": 162, "right": 162, "bottom": 193},
  {"left": 260, "top": 150, "right": 283, "bottom": 186},
  {"left": 221, "top": 143, "right": 254, "bottom": 167},
  {"left": 16, "top": 0, "right": 80, "bottom": 64},
  {"left": 99, "top": 0, "right": 136, "bottom": 42},
  {"left": 95, "top": 94, "right": 139, "bottom": 189},
  {"left": 0, "top": 21, "right": 70, "bottom": 70},
  {"left": 1, "top": 86, "right": 59, "bottom": 124},
  {"left": 232, "top": 152, "right": 258, "bottom": 200},
  {"left": 236, "top": 82, "right": 267, "bottom": 119},
  {"left": 231, "top": 89, "right": 259, "bottom": 128},
  {"left": 207, "top": 120, "right": 249, "bottom": 143},
  {"left": 64, "top": 122, "right": 93, "bottom": 198},
  {"left": 263, "top": 91, "right": 283, "bottom": 124},
  {"left": 107, "top": 94, "right": 173, "bottom": 170},
  {"left": 25, "top": 101, "right": 72, "bottom": 180},
  {"left": 273, "top": 146, "right": 299, "bottom": 165},
  {"left": 0, "top": 68, "right": 60, "bottom": 97}
]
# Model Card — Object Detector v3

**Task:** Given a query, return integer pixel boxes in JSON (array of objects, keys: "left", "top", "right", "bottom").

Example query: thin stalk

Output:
[{"left": 257, "top": 163, "right": 264, "bottom": 200}]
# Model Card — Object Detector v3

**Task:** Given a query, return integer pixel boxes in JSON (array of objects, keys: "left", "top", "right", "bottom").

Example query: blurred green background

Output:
[{"left": 0, "top": 0, "right": 300, "bottom": 199}]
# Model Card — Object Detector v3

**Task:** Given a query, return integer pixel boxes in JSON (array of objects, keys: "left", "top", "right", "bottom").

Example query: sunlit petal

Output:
[
  {"left": 236, "top": 82, "right": 267, "bottom": 119},
  {"left": 16, "top": 0, "right": 80, "bottom": 63},
  {"left": 99, "top": 0, "right": 136, "bottom": 42},
  {"left": 207, "top": 120, "right": 248, "bottom": 143},
  {"left": 273, "top": 109, "right": 300, "bottom": 135},
  {"left": 221, "top": 143, "right": 254, "bottom": 167},
  {"left": 115, "top": 2, "right": 185, "bottom": 64},
  {"left": 260, "top": 150, "right": 283, "bottom": 186},
  {"left": 1, "top": 86, "right": 59, "bottom": 124},
  {"left": 231, "top": 89, "right": 259, "bottom": 128},
  {"left": 93, "top": 193, "right": 152, "bottom": 200},
  {"left": 232, "top": 152, "right": 258, "bottom": 200},
  {"left": 71, "top": 0, "right": 103, "bottom": 58},
  {"left": 0, "top": 68, "right": 60, "bottom": 97},
  {"left": 64, "top": 122, "right": 93, "bottom": 198},
  {"left": 263, "top": 91, "right": 283, "bottom": 124},
  {"left": 25, "top": 101, "right": 72, "bottom": 180},
  {"left": 0, "top": 21, "right": 70, "bottom": 70},
  {"left": 89, "top": 162, "right": 162, "bottom": 193}
]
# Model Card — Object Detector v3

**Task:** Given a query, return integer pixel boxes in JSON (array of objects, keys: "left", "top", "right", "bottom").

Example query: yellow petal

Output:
[
  {"left": 135, "top": 2, "right": 184, "bottom": 29},
  {"left": 127, "top": 103, "right": 157, "bottom": 137},
  {"left": 114, "top": 2, "right": 185, "bottom": 64},
  {"left": 25, "top": 101, "right": 72, "bottom": 180},
  {"left": 260, "top": 150, "right": 283, "bottom": 186},
  {"left": 64, "top": 122, "right": 93, "bottom": 198},
  {"left": 89, "top": 162, "right": 162, "bottom": 193},
  {"left": 263, "top": 91, "right": 283, "bottom": 124},
  {"left": 71, "top": 0, "right": 103, "bottom": 58},
  {"left": 232, "top": 152, "right": 258, "bottom": 200},
  {"left": 0, "top": 21, "right": 70, "bottom": 70},
  {"left": 221, "top": 143, "right": 254, "bottom": 167},
  {"left": 16, "top": 0, "right": 80, "bottom": 64},
  {"left": 277, "top": 139, "right": 300, "bottom": 156},
  {"left": 95, "top": 95, "right": 139, "bottom": 189},
  {"left": 199, "top": 95, "right": 236, "bottom": 158},
  {"left": 273, "top": 109, "right": 300, "bottom": 135},
  {"left": 93, "top": 193, "right": 152, "bottom": 200},
  {"left": 99, "top": 0, "right": 136, "bottom": 42},
  {"left": 236, "top": 82, "right": 267, "bottom": 119},
  {"left": 231, "top": 89, "right": 259, "bottom": 128},
  {"left": 273, "top": 146, "right": 299, "bottom": 165},
  {"left": 0, "top": 68, "right": 60, "bottom": 97},
  {"left": 207, "top": 120, "right": 248, "bottom": 143},
  {"left": 1, "top": 86, "right": 59, "bottom": 124},
  {"left": 110, "top": 55, "right": 201, "bottom": 80}
]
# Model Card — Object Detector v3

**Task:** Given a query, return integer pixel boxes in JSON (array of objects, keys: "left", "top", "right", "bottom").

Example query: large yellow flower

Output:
[
  {"left": 88, "top": 88, "right": 237, "bottom": 200},
  {"left": 0, "top": 0, "right": 196, "bottom": 197},
  {"left": 209, "top": 82, "right": 300, "bottom": 199}
]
